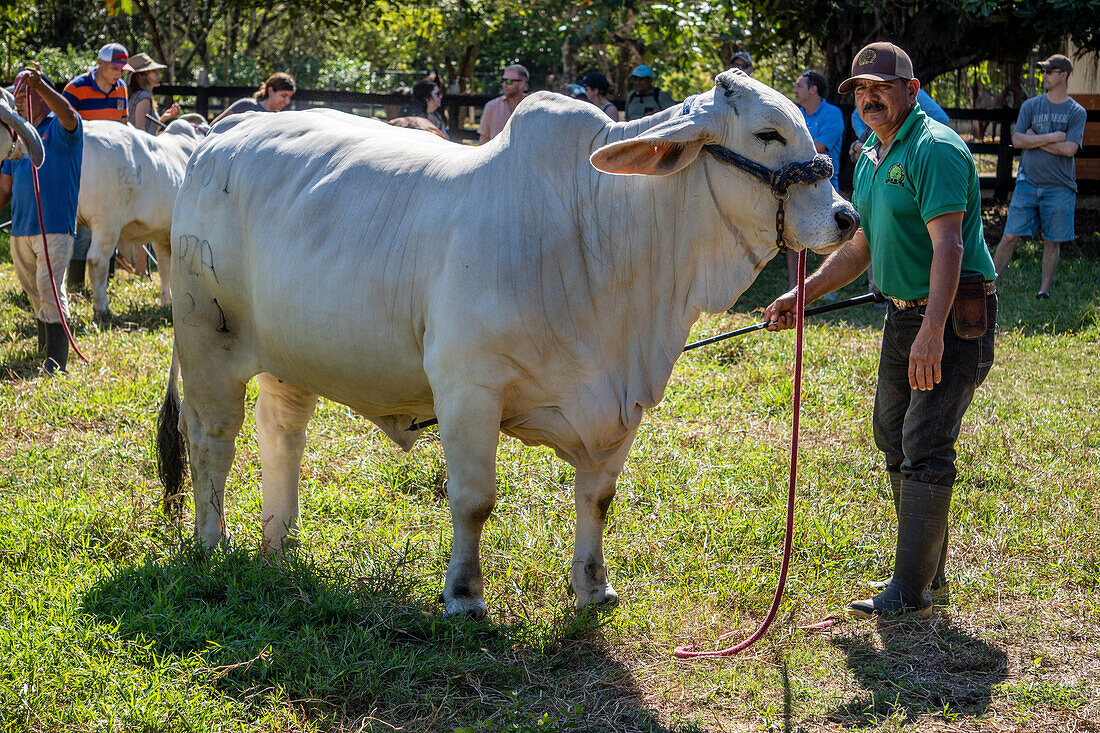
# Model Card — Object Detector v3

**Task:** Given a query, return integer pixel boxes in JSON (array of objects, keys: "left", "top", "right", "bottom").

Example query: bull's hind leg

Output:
[
  {"left": 436, "top": 391, "right": 502, "bottom": 620},
  {"left": 179, "top": 369, "right": 247, "bottom": 548},
  {"left": 255, "top": 373, "right": 318, "bottom": 553},
  {"left": 152, "top": 236, "right": 172, "bottom": 307},
  {"left": 571, "top": 430, "right": 635, "bottom": 610}
]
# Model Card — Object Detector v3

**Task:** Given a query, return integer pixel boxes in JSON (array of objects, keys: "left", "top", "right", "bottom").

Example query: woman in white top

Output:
[{"left": 127, "top": 53, "right": 180, "bottom": 134}]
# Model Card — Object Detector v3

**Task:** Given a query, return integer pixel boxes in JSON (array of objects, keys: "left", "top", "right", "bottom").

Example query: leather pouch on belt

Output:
[{"left": 951, "top": 275, "right": 987, "bottom": 340}]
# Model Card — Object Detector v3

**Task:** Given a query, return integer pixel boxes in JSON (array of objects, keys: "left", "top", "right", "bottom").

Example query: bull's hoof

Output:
[
  {"left": 93, "top": 310, "right": 112, "bottom": 323},
  {"left": 443, "top": 598, "right": 488, "bottom": 621},
  {"left": 575, "top": 585, "right": 619, "bottom": 611}
]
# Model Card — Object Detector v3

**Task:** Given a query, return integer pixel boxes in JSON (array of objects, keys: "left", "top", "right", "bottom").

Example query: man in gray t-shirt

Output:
[{"left": 993, "top": 54, "right": 1087, "bottom": 298}]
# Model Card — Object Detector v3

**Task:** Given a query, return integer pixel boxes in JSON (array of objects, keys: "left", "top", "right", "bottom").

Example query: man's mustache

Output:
[{"left": 862, "top": 102, "right": 887, "bottom": 113}]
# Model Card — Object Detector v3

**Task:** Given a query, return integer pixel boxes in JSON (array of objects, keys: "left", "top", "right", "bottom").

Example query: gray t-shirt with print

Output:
[{"left": 1015, "top": 94, "right": 1087, "bottom": 192}]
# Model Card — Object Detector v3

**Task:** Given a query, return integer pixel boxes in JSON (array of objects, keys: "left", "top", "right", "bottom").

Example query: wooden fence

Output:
[{"left": 157, "top": 85, "right": 1100, "bottom": 200}]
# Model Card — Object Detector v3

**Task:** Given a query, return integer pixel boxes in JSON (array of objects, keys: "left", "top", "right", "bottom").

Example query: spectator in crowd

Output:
[
  {"left": 478, "top": 64, "right": 528, "bottom": 144},
  {"left": 63, "top": 42, "right": 132, "bottom": 289},
  {"left": 788, "top": 70, "right": 845, "bottom": 288},
  {"left": 397, "top": 80, "right": 449, "bottom": 139},
  {"left": 624, "top": 65, "right": 674, "bottom": 121},
  {"left": 992, "top": 54, "right": 1086, "bottom": 299},
  {"left": 1, "top": 67, "right": 82, "bottom": 373},
  {"left": 731, "top": 51, "right": 754, "bottom": 75},
  {"left": 560, "top": 83, "right": 587, "bottom": 100},
  {"left": 580, "top": 72, "right": 618, "bottom": 120},
  {"left": 211, "top": 72, "right": 296, "bottom": 125},
  {"left": 127, "top": 52, "right": 180, "bottom": 134},
  {"left": 765, "top": 42, "right": 998, "bottom": 620},
  {"left": 63, "top": 42, "right": 132, "bottom": 123}
]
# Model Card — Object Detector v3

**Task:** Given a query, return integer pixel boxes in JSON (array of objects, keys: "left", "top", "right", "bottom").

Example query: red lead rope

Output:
[
  {"left": 15, "top": 74, "right": 87, "bottom": 363},
  {"left": 673, "top": 248, "right": 820, "bottom": 659}
]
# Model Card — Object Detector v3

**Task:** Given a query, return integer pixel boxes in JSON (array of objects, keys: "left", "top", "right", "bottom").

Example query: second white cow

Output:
[
  {"left": 78, "top": 118, "right": 206, "bottom": 316},
  {"left": 160, "top": 69, "right": 858, "bottom": 618}
]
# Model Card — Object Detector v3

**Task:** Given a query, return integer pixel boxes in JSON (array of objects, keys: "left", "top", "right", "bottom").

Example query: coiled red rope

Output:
[{"left": 674, "top": 248, "right": 834, "bottom": 659}]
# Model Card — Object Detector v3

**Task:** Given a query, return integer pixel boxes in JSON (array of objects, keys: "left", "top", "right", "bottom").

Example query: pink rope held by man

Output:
[{"left": 673, "top": 249, "right": 836, "bottom": 660}]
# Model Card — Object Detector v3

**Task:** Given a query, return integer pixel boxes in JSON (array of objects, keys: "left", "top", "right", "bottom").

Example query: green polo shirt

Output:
[{"left": 852, "top": 103, "right": 995, "bottom": 302}]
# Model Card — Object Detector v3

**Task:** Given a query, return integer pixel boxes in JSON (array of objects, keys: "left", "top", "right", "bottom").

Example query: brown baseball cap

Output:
[
  {"left": 1037, "top": 54, "right": 1073, "bottom": 73},
  {"left": 838, "top": 42, "right": 914, "bottom": 94}
]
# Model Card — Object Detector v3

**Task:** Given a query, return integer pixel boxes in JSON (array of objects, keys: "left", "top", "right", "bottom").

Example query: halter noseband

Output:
[{"left": 680, "top": 95, "right": 834, "bottom": 252}]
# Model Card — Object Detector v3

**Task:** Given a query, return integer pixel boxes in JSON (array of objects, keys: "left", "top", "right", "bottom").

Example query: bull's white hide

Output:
[
  {"left": 164, "top": 69, "right": 857, "bottom": 618},
  {"left": 78, "top": 119, "right": 204, "bottom": 315}
]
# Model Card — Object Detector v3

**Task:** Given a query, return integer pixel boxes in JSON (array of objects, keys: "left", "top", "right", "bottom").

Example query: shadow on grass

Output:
[
  {"left": 826, "top": 615, "right": 1007, "bottom": 727},
  {"left": 730, "top": 243, "right": 1099, "bottom": 338},
  {"left": 81, "top": 542, "right": 684, "bottom": 732}
]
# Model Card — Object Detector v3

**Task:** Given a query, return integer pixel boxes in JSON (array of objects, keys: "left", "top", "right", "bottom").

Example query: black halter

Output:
[{"left": 680, "top": 95, "right": 834, "bottom": 251}]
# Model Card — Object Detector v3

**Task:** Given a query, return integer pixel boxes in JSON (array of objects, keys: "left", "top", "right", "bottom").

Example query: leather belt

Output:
[{"left": 888, "top": 280, "right": 996, "bottom": 310}]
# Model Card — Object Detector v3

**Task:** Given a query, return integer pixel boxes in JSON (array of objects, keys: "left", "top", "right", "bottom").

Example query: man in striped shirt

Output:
[
  {"left": 63, "top": 43, "right": 133, "bottom": 287},
  {"left": 63, "top": 43, "right": 133, "bottom": 123}
]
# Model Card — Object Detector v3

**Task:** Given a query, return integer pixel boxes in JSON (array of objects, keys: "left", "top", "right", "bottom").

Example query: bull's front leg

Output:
[
  {"left": 436, "top": 391, "right": 501, "bottom": 620},
  {"left": 85, "top": 227, "right": 121, "bottom": 318},
  {"left": 571, "top": 430, "right": 634, "bottom": 610}
]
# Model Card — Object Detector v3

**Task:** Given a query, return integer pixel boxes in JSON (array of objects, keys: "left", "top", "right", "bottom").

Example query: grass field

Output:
[{"left": 1, "top": 226, "right": 1098, "bottom": 732}]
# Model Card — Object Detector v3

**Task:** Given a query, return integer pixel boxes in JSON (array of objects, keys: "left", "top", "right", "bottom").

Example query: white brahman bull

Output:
[
  {"left": 0, "top": 88, "right": 45, "bottom": 167},
  {"left": 158, "top": 69, "right": 858, "bottom": 618},
  {"left": 77, "top": 117, "right": 206, "bottom": 316}
]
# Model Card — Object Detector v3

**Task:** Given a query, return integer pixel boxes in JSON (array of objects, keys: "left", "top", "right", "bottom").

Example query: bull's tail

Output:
[{"left": 156, "top": 345, "right": 188, "bottom": 516}]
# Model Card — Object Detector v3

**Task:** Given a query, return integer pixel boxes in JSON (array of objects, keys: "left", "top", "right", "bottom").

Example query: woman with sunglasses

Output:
[{"left": 397, "top": 80, "right": 449, "bottom": 139}]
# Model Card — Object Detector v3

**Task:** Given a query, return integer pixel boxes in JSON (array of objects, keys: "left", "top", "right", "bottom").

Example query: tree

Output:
[{"left": 754, "top": 0, "right": 1100, "bottom": 103}]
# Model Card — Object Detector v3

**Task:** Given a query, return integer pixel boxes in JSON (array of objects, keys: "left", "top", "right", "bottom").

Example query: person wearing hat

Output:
[
  {"left": 63, "top": 43, "right": 133, "bottom": 124},
  {"left": 625, "top": 65, "right": 673, "bottom": 121},
  {"left": 127, "top": 53, "right": 181, "bottom": 134},
  {"left": 764, "top": 42, "right": 998, "bottom": 620},
  {"left": 579, "top": 72, "right": 618, "bottom": 120},
  {"left": 63, "top": 43, "right": 133, "bottom": 288},
  {"left": 1, "top": 66, "right": 82, "bottom": 373},
  {"left": 992, "top": 53, "right": 1086, "bottom": 299},
  {"left": 731, "top": 51, "right": 754, "bottom": 75}
]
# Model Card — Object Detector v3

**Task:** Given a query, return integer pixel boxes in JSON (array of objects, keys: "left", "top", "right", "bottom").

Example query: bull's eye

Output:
[{"left": 755, "top": 130, "right": 786, "bottom": 146}]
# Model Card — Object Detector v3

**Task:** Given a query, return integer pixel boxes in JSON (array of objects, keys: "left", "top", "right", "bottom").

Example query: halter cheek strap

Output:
[{"left": 679, "top": 94, "right": 834, "bottom": 251}]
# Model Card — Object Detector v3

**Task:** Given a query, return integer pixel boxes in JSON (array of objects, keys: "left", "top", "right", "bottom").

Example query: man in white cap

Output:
[
  {"left": 765, "top": 41, "right": 998, "bottom": 619},
  {"left": 624, "top": 64, "right": 673, "bottom": 121},
  {"left": 62, "top": 43, "right": 133, "bottom": 288},
  {"left": 63, "top": 42, "right": 133, "bottom": 124},
  {"left": 992, "top": 53, "right": 1086, "bottom": 299},
  {"left": 731, "top": 51, "right": 753, "bottom": 75}
]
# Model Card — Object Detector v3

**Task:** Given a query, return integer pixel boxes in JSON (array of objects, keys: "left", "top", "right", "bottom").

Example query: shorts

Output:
[{"left": 1004, "top": 179, "right": 1076, "bottom": 242}]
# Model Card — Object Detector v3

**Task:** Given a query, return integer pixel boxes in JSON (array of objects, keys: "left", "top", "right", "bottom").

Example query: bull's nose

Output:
[{"left": 835, "top": 207, "right": 859, "bottom": 235}]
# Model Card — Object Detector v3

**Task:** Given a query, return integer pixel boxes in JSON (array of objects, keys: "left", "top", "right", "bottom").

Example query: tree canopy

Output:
[{"left": 1, "top": 0, "right": 1097, "bottom": 100}]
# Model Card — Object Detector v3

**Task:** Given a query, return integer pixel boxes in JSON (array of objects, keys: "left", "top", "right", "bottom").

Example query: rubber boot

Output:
[
  {"left": 848, "top": 480, "right": 952, "bottom": 619},
  {"left": 36, "top": 319, "right": 47, "bottom": 353},
  {"left": 67, "top": 260, "right": 86, "bottom": 290},
  {"left": 866, "top": 471, "right": 949, "bottom": 596},
  {"left": 44, "top": 322, "right": 69, "bottom": 374}
]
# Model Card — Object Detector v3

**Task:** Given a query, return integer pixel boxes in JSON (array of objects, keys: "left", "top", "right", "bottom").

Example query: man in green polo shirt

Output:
[{"left": 764, "top": 42, "right": 997, "bottom": 619}]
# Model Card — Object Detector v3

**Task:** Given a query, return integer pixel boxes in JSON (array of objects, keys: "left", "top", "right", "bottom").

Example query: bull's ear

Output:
[
  {"left": 590, "top": 112, "right": 711, "bottom": 176},
  {"left": 589, "top": 138, "right": 704, "bottom": 176}
]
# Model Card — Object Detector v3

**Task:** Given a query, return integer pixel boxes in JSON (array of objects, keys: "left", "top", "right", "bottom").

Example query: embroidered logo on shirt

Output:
[
  {"left": 886, "top": 162, "right": 906, "bottom": 185},
  {"left": 857, "top": 48, "right": 877, "bottom": 66}
]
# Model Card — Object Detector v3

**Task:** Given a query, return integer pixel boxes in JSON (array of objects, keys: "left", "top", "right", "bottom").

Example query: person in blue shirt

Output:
[
  {"left": 0, "top": 67, "right": 82, "bottom": 373},
  {"left": 789, "top": 70, "right": 845, "bottom": 287}
]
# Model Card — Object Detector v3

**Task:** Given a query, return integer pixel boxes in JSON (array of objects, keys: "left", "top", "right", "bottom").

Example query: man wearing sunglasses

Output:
[
  {"left": 992, "top": 54, "right": 1086, "bottom": 299},
  {"left": 478, "top": 64, "right": 529, "bottom": 144}
]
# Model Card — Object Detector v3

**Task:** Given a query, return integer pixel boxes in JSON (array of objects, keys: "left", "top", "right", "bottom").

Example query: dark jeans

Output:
[{"left": 872, "top": 294, "right": 997, "bottom": 487}]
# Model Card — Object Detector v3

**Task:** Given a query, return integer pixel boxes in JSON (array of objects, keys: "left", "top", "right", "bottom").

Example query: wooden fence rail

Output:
[{"left": 156, "top": 85, "right": 1100, "bottom": 200}]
